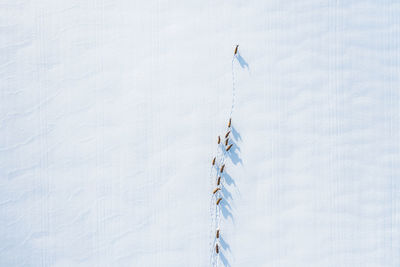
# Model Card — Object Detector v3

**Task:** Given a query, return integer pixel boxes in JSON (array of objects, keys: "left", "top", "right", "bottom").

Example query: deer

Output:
[
  {"left": 220, "top": 164, "right": 225, "bottom": 173},
  {"left": 225, "top": 131, "right": 230, "bottom": 138}
]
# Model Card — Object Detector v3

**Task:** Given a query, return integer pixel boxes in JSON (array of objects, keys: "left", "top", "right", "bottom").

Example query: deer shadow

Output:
[
  {"left": 226, "top": 140, "right": 242, "bottom": 165},
  {"left": 236, "top": 52, "right": 249, "bottom": 69},
  {"left": 220, "top": 199, "right": 233, "bottom": 222},
  {"left": 221, "top": 184, "right": 232, "bottom": 201},
  {"left": 222, "top": 172, "right": 236, "bottom": 187},
  {"left": 220, "top": 236, "right": 231, "bottom": 252},
  {"left": 220, "top": 201, "right": 235, "bottom": 222},
  {"left": 231, "top": 126, "right": 242, "bottom": 142},
  {"left": 219, "top": 251, "right": 231, "bottom": 267}
]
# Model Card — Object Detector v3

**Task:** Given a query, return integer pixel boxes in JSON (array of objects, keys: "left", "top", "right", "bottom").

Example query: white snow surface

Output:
[{"left": 1, "top": 1, "right": 400, "bottom": 266}]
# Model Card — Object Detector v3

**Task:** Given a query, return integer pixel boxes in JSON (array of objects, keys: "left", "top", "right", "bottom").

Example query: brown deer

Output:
[
  {"left": 226, "top": 144, "right": 233, "bottom": 151},
  {"left": 225, "top": 131, "right": 230, "bottom": 138},
  {"left": 212, "top": 157, "right": 216, "bottom": 165},
  {"left": 217, "top": 176, "right": 221, "bottom": 185},
  {"left": 216, "top": 244, "right": 219, "bottom": 254},
  {"left": 228, "top": 118, "right": 232, "bottom": 127},
  {"left": 220, "top": 164, "right": 225, "bottom": 173},
  {"left": 217, "top": 136, "right": 221, "bottom": 144},
  {"left": 234, "top": 45, "right": 239, "bottom": 55},
  {"left": 213, "top": 188, "right": 220, "bottom": 194},
  {"left": 216, "top": 229, "right": 220, "bottom": 239},
  {"left": 216, "top": 197, "right": 222, "bottom": 205},
  {"left": 225, "top": 138, "right": 229, "bottom": 146}
]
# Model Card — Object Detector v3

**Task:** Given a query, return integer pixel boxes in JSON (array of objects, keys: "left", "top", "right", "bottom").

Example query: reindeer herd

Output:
[{"left": 211, "top": 118, "right": 233, "bottom": 255}]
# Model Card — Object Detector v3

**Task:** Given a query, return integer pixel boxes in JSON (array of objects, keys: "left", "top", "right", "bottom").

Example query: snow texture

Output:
[{"left": 1, "top": 1, "right": 400, "bottom": 266}]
